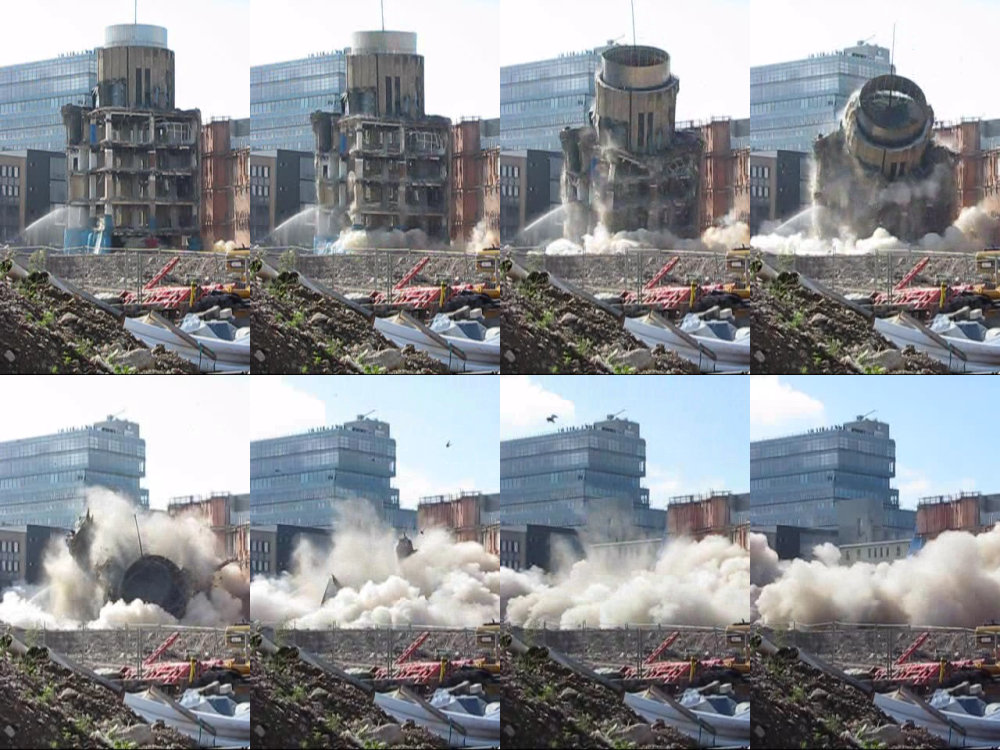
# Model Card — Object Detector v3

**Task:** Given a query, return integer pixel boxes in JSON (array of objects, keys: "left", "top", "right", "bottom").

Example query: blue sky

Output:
[
  {"left": 0, "top": 376, "right": 249, "bottom": 510},
  {"left": 752, "top": 0, "right": 1000, "bottom": 121},
  {"left": 500, "top": 0, "right": 748, "bottom": 120},
  {"left": 251, "top": 376, "right": 498, "bottom": 508},
  {"left": 751, "top": 376, "right": 997, "bottom": 509},
  {"left": 1, "top": 0, "right": 248, "bottom": 119},
  {"left": 251, "top": 0, "right": 498, "bottom": 122},
  {"left": 500, "top": 376, "right": 749, "bottom": 506}
]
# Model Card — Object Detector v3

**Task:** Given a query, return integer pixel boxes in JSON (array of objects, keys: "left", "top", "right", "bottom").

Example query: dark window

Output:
[
  {"left": 135, "top": 68, "right": 142, "bottom": 108},
  {"left": 145, "top": 68, "right": 151, "bottom": 107},
  {"left": 637, "top": 113, "right": 645, "bottom": 149},
  {"left": 394, "top": 76, "right": 400, "bottom": 114},
  {"left": 385, "top": 76, "right": 392, "bottom": 115}
]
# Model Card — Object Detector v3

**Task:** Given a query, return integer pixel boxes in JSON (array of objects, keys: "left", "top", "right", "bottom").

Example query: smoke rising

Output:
[
  {"left": 545, "top": 217, "right": 750, "bottom": 256},
  {"left": 502, "top": 534, "right": 749, "bottom": 628},
  {"left": 753, "top": 525, "right": 1000, "bottom": 627},
  {"left": 0, "top": 489, "right": 246, "bottom": 629},
  {"left": 249, "top": 505, "right": 500, "bottom": 627}
]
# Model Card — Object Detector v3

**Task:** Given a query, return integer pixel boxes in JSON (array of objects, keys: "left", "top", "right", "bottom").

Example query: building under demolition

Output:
[
  {"left": 813, "top": 74, "right": 957, "bottom": 240},
  {"left": 560, "top": 44, "right": 702, "bottom": 240},
  {"left": 62, "top": 24, "right": 201, "bottom": 250},
  {"left": 311, "top": 31, "right": 451, "bottom": 245}
]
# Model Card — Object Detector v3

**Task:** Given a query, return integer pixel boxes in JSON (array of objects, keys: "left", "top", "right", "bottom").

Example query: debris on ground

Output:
[
  {"left": 751, "top": 274, "right": 950, "bottom": 374},
  {"left": 750, "top": 648, "right": 947, "bottom": 749},
  {"left": 0, "top": 646, "right": 196, "bottom": 749},
  {"left": 501, "top": 646, "right": 695, "bottom": 749},
  {"left": 250, "top": 651, "right": 446, "bottom": 749},
  {"left": 501, "top": 273, "right": 700, "bottom": 374},
  {"left": 0, "top": 275, "right": 198, "bottom": 374},
  {"left": 250, "top": 274, "right": 448, "bottom": 374}
]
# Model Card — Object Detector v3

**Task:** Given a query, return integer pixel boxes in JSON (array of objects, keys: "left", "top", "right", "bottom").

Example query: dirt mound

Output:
[
  {"left": 0, "top": 647, "right": 195, "bottom": 749},
  {"left": 251, "top": 275, "right": 449, "bottom": 374},
  {"left": 501, "top": 273, "right": 700, "bottom": 374},
  {"left": 751, "top": 649, "right": 947, "bottom": 749},
  {"left": 502, "top": 646, "right": 695, "bottom": 749},
  {"left": 0, "top": 276, "right": 197, "bottom": 374},
  {"left": 250, "top": 650, "right": 446, "bottom": 749},
  {"left": 751, "top": 275, "right": 950, "bottom": 374}
]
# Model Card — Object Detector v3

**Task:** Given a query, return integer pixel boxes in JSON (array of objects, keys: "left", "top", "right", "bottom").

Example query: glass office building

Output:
[
  {"left": 750, "top": 417, "right": 914, "bottom": 542},
  {"left": 0, "top": 52, "right": 97, "bottom": 152},
  {"left": 501, "top": 417, "right": 664, "bottom": 537},
  {"left": 750, "top": 43, "right": 891, "bottom": 153},
  {"left": 250, "top": 416, "right": 415, "bottom": 531},
  {"left": 0, "top": 417, "right": 147, "bottom": 529},
  {"left": 250, "top": 52, "right": 346, "bottom": 152},
  {"left": 499, "top": 47, "right": 606, "bottom": 152}
]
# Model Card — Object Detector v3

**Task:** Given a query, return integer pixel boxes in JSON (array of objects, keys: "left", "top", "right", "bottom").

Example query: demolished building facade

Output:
[
  {"left": 312, "top": 31, "right": 451, "bottom": 244},
  {"left": 813, "top": 74, "right": 957, "bottom": 240},
  {"left": 560, "top": 45, "right": 702, "bottom": 240},
  {"left": 62, "top": 24, "right": 201, "bottom": 249}
]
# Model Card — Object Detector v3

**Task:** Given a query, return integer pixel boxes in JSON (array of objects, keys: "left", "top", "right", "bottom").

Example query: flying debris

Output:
[{"left": 546, "top": 414, "right": 558, "bottom": 423}]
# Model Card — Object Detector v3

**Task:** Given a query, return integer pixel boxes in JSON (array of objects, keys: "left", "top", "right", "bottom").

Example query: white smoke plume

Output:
[
  {"left": 249, "top": 507, "right": 500, "bottom": 627},
  {"left": 466, "top": 218, "right": 499, "bottom": 254},
  {"left": 0, "top": 489, "right": 246, "bottom": 629},
  {"left": 316, "top": 227, "right": 449, "bottom": 255},
  {"left": 752, "top": 204, "right": 999, "bottom": 256},
  {"left": 502, "top": 534, "right": 750, "bottom": 628},
  {"left": 545, "top": 218, "right": 750, "bottom": 256},
  {"left": 754, "top": 525, "right": 1000, "bottom": 627}
]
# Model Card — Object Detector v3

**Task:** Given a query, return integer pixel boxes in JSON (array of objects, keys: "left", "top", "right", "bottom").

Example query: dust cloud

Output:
[
  {"left": 0, "top": 490, "right": 246, "bottom": 629},
  {"left": 502, "top": 534, "right": 750, "bottom": 628},
  {"left": 249, "top": 505, "right": 500, "bottom": 627},
  {"left": 753, "top": 526, "right": 1000, "bottom": 626}
]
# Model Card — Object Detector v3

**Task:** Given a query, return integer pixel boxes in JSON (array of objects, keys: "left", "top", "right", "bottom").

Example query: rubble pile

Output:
[
  {"left": 750, "top": 648, "right": 947, "bottom": 749},
  {"left": 250, "top": 651, "right": 445, "bottom": 750},
  {"left": 250, "top": 274, "right": 448, "bottom": 374},
  {"left": 502, "top": 646, "right": 695, "bottom": 749},
  {"left": 501, "top": 273, "right": 700, "bottom": 374},
  {"left": 0, "top": 275, "right": 198, "bottom": 374},
  {"left": 751, "top": 274, "right": 950, "bottom": 374},
  {"left": 0, "top": 645, "right": 195, "bottom": 749}
]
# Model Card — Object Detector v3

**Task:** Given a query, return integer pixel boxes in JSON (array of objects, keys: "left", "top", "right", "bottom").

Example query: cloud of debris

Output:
[
  {"left": 249, "top": 503, "right": 500, "bottom": 627},
  {"left": 545, "top": 218, "right": 750, "bottom": 256},
  {"left": 501, "top": 533, "right": 749, "bottom": 628},
  {"left": 0, "top": 490, "right": 244, "bottom": 629},
  {"left": 753, "top": 525, "right": 1000, "bottom": 627}
]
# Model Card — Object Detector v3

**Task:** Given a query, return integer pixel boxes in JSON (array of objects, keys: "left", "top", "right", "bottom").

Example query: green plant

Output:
[
  {"left": 40, "top": 310, "right": 56, "bottom": 328},
  {"left": 38, "top": 683, "right": 55, "bottom": 704},
  {"left": 290, "top": 310, "right": 306, "bottom": 328},
  {"left": 863, "top": 365, "right": 887, "bottom": 375},
  {"left": 112, "top": 365, "right": 137, "bottom": 375},
  {"left": 362, "top": 364, "right": 386, "bottom": 375},
  {"left": 278, "top": 249, "right": 297, "bottom": 274},
  {"left": 789, "top": 310, "right": 805, "bottom": 329},
  {"left": 290, "top": 684, "right": 307, "bottom": 702},
  {"left": 27, "top": 248, "right": 47, "bottom": 274},
  {"left": 790, "top": 684, "right": 805, "bottom": 704},
  {"left": 612, "top": 364, "right": 636, "bottom": 375},
  {"left": 539, "top": 309, "right": 556, "bottom": 328},
  {"left": 49, "top": 365, "right": 59, "bottom": 375}
]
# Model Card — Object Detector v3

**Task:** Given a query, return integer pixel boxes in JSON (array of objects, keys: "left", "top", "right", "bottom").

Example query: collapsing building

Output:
[
  {"left": 813, "top": 74, "right": 956, "bottom": 240},
  {"left": 312, "top": 31, "right": 451, "bottom": 246},
  {"left": 560, "top": 45, "right": 702, "bottom": 240},
  {"left": 62, "top": 24, "right": 201, "bottom": 250}
]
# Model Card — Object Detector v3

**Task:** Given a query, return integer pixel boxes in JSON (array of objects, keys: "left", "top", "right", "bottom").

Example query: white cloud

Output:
[
  {"left": 249, "top": 376, "right": 327, "bottom": 441},
  {"left": 395, "top": 464, "right": 476, "bottom": 509},
  {"left": 750, "top": 376, "right": 826, "bottom": 439},
  {"left": 0, "top": 376, "right": 249, "bottom": 509},
  {"left": 646, "top": 463, "right": 727, "bottom": 508},
  {"left": 896, "top": 464, "right": 978, "bottom": 510},
  {"left": 499, "top": 376, "right": 575, "bottom": 438}
]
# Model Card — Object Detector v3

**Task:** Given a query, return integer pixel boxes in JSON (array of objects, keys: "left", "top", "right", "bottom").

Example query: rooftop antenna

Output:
[
  {"left": 610, "top": 409, "right": 627, "bottom": 419},
  {"left": 888, "top": 23, "right": 896, "bottom": 110},
  {"left": 630, "top": 0, "right": 636, "bottom": 48},
  {"left": 381, "top": 0, "right": 385, "bottom": 31},
  {"left": 860, "top": 410, "right": 877, "bottom": 420},
  {"left": 135, "top": 0, "right": 138, "bottom": 24},
  {"left": 360, "top": 409, "right": 376, "bottom": 419},
  {"left": 133, "top": 514, "right": 144, "bottom": 557}
]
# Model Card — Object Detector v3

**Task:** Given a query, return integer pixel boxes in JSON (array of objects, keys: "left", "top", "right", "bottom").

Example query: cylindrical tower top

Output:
[
  {"left": 104, "top": 24, "right": 168, "bottom": 49},
  {"left": 600, "top": 46, "right": 671, "bottom": 90},
  {"left": 350, "top": 31, "right": 417, "bottom": 55}
]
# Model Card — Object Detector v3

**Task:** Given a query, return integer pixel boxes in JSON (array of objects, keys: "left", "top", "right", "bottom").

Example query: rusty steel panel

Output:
[{"left": 917, "top": 502, "right": 950, "bottom": 536}]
